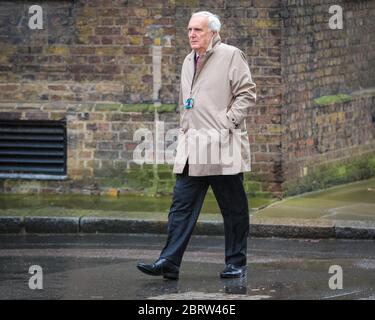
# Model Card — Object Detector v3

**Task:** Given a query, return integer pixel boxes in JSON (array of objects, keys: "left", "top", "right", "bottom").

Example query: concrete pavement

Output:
[{"left": 0, "top": 178, "right": 374, "bottom": 239}]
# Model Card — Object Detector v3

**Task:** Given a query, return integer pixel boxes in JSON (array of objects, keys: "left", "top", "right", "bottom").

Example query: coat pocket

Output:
[{"left": 221, "top": 109, "right": 236, "bottom": 131}]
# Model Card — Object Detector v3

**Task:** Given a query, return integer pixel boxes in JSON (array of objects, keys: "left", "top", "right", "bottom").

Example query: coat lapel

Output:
[
  {"left": 191, "top": 34, "right": 222, "bottom": 87},
  {"left": 185, "top": 52, "right": 195, "bottom": 92}
]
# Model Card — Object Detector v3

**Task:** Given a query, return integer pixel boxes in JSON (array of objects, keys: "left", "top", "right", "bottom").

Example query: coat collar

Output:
[
  {"left": 185, "top": 34, "right": 221, "bottom": 85},
  {"left": 204, "top": 33, "right": 221, "bottom": 54},
  {"left": 187, "top": 33, "right": 221, "bottom": 61}
]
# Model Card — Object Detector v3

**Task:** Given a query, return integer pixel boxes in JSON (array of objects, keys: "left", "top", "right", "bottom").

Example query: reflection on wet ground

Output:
[{"left": 0, "top": 234, "right": 374, "bottom": 300}]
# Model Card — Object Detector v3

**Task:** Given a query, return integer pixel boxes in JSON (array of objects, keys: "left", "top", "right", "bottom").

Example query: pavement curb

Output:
[
  {"left": 24, "top": 217, "right": 80, "bottom": 233},
  {"left": 334, "top": 220, "right": 375, "bottom": 239},
  {"left": 0, "top": 217, "right": 23, "bottom": 234},
  {"left": 80, "top": 217, "right": 167, "bottom": 234},
  {"left": 1, "top": 216, "right": 375, "bottom": 239}
]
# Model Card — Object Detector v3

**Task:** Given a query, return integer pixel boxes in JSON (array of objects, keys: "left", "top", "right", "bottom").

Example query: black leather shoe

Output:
[
  {"left": 220, "top": 264, "right": 247, "bottom": 278},
  {"left": 137, "top": 259, "right": 179, "bottom": 280}
]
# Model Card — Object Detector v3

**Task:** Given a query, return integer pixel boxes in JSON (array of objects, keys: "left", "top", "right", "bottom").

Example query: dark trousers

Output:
[{"left": 159, "top": 164, "right": 249, "bottom": 267}]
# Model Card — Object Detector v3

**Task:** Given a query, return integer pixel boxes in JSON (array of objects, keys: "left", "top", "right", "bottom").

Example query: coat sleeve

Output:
[{"left": 226, "top": 49, "right": 256, "bottom": 128}]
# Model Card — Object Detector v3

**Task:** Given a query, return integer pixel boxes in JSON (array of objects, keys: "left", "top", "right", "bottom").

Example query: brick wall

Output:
[
  {"left": 0, "top": 0, "right": 284, "bottom": 196},
  {"left": 0, "top": 0, "right": 176, "bottom": 103},
  {"left": 280, "top": 0, "right": 375, "bottom": 194},
  {"left": 0, "top": 0, "right": 374, "bottom": 197}
]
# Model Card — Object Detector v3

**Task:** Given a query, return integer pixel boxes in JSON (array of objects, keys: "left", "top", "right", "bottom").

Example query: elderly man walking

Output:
[{"left": 137, "top": 11, "right": 256, "bottom": 279}]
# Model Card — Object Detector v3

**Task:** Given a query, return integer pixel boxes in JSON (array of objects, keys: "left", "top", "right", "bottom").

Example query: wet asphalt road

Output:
[{"left": 0, "top": 234, "right": 374, "bottom": 300}]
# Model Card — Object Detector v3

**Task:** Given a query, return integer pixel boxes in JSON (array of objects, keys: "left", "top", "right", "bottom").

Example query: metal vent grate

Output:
[{"left": 0, "top": 120, "right": 67, "bottom": 179}]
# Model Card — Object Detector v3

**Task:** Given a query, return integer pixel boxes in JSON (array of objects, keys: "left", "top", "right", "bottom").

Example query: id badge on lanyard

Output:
[{"left": 184, "top": 97, "right": 194, "bottom": 109}]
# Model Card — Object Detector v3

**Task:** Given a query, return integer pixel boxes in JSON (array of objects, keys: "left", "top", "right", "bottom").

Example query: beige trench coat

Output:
[{"left": 173, "top": 35, "right": 256, "bottom": 176}]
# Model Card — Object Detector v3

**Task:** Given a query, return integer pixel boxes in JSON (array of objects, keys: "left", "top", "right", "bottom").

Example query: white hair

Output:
[{"left": 191, "top": 11, "right": 221, "bottom": 32}]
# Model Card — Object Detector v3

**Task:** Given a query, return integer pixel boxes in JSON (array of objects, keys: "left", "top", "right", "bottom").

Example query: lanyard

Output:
[{"left": 184, "top": 54, "right": 199, "bottom": 109}]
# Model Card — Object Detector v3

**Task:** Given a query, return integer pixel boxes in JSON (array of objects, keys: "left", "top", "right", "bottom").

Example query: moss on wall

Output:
[
  {"left": 94, "top": 162, "right": 175, "bottom": 195},
  {"left": 94, "top": 103, "right": 177, "bottom": 113},
  {"left": 282, "top": 152, "right": 375, "bottom": 196},
  {"left": 313, "top": 94, "right": 352, "bottom": 106}
]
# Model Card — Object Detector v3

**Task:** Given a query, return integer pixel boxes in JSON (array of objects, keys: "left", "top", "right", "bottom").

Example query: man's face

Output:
[{"left": 188, "top": 16, "right": 215, "bottom": 54}]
